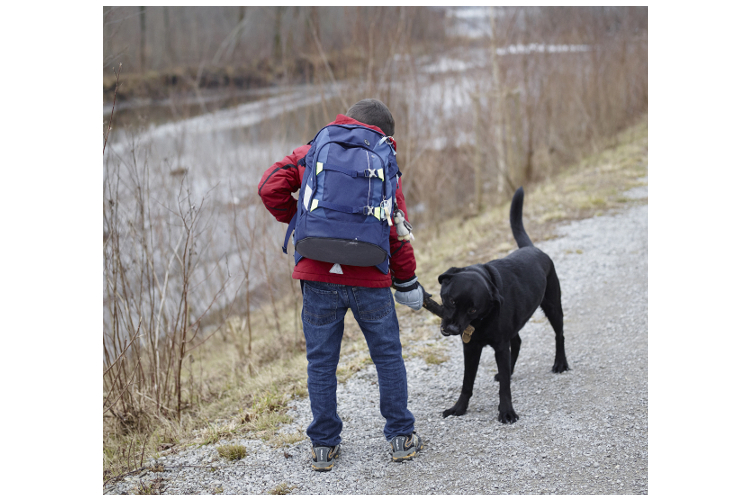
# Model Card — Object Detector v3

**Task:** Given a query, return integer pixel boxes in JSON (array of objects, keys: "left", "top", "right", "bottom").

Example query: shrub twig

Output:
[{"left": 103, "top": 62, "right": 122, "bottom": 156}]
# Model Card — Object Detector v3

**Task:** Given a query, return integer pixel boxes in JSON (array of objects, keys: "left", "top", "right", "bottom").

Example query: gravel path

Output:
[{"left": 106, "top": 184, "right": 648, "bottom": 495}]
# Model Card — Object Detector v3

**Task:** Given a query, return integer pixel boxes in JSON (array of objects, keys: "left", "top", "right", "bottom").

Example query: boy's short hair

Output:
[{"left": 346, "top": 99, "right": 395, "bottom": 137}]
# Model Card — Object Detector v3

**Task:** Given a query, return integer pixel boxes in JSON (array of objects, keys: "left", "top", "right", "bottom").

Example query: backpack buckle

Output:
[
  {"left": 364, "top": 168, "right": 384, "bottom": 180},
  {"left": 363, "top": 206, "right": 382, "bottom": 220},
  {"left": 381, "top": 200, "right": 393, "bottom": 226}
]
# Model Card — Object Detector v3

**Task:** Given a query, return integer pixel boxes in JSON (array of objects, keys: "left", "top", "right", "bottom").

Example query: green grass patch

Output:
[
  {"left": 198, "top": 421, "right": 239, "bottom": 446},
  {"left": 424, "top": 350, "right": 449, "bottom": 365},
  {"left": 410, "top": 344, "right": 450, "bottom": 365},
  {"left": 216, "top": 444, "right": 247, "bottom": 461},
  {"left": 269, "top": 483, "right": 297, "bottom": 495}
]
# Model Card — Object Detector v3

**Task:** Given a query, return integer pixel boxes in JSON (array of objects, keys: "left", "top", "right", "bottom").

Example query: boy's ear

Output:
[{"left": 438, "top": 267, "right": 462, "bottom": 284}]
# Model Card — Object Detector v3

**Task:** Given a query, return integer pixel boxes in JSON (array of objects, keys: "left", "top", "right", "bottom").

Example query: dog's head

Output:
[{"left": 438, "top": 265, "right": 504, "bottom": 337}]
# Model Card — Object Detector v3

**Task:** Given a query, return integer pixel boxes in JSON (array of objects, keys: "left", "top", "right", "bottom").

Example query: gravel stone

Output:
[{"left": 106, "top": 194, "right": 648, "bottom": 495}]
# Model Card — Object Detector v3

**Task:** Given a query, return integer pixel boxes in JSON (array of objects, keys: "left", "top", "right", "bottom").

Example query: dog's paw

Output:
[
  {"left": 498, "top": 409, "right": 519, "bottom": 424},
  {"left": 552, "top": 357, "right": 569, "bottom": 373},
  {"left": 442, "top": 404, "right": 467, "bottom": 418}
]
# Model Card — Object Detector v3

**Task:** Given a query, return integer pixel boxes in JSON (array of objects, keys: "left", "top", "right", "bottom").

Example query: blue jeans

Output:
[{"left": 301, "top": 281, "right": 415, "bottom": 447}]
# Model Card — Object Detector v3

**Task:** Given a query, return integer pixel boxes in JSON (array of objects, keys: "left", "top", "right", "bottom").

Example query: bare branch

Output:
[
  {"left": 308, "top": 19, "right": 349, "bottom": 111},
  {"left": 103, "top": 318, "right": 142, "bottom": 377},
  {"left": 103, "top": 63, "right": 122, "bottom": 156}
]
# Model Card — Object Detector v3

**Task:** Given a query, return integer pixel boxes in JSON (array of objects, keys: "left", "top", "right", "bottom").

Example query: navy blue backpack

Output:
[{"left": 282, "top": 123, "right": 400, "bottom": 274}]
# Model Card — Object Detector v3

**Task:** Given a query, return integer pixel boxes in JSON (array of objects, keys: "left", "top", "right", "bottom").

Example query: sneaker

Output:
[
  {"left": 311, "top": 444, "right": 340, "bottom": 472},
  {"left": 389, "top": 432, "right": 424, "bottom": 462}
]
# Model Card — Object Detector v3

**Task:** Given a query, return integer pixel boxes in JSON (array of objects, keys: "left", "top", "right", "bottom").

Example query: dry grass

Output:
[
  {"left": 105, "top": 287, "right": 377, "bottom": 482},
  {"left": 391, "top": 117, "right": 647, "bottom": 358},
  {"left": 412, "top": 117, "right": 648, "bottom": 292},
  {"left": 269, "top": 430, "right": 306, "bottom": 448},
  {"left": 103, "top": 331, "right": 308, "bottom": 481},
  {"left": 418, "top": 344, "right": 450, "bottom": 365}
]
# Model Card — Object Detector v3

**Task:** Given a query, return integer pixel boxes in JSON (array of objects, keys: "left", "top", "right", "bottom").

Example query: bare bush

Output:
[{"left": 103, "top": 114, "right": 247, "bottom": 427}]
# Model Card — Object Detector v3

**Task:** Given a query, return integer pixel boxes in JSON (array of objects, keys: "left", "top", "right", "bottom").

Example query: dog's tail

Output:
[{"left": 510, "top": 187, "right": 534, "bottom": 248}]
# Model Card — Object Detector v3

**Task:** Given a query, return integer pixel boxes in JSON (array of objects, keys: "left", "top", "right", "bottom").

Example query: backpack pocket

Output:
[{"left": 295, "top": 212, "right": 388, "bottom": 267}]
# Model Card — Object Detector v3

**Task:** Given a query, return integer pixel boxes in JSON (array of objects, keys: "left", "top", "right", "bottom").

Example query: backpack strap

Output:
[
  {"left": 282, "top": 212, "right": 297, "bottom": 254},
  {"left": 377, "top": 136, "right": 397, "bottom": 156},
  {"left": 317, "top": 162, "right": 384, "bottom": 181},
  {"left": 316, "top": 200, "right": 384, "bottom": 220}
]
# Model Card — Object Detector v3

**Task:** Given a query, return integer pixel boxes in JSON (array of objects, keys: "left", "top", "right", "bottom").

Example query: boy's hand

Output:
[{"left": 393, "top": 275, "right": 424, "bottom": 311}]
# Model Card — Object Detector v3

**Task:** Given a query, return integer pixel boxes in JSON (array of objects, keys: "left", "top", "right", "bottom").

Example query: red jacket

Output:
[{"left": 257, "top": 114, "right": 417, "bottom": 288}]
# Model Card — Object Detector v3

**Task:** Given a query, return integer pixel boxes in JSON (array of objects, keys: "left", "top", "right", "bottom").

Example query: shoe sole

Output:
[
  {"left": 311, "top": 451, "right": 340, "bottom": 472},
  {"left": 392, "top": 442, "right": 424, "bottom": 462}
]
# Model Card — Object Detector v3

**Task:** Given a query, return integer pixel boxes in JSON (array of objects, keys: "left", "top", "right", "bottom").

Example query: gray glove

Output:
[{"left": 393, "top": 276, "right": 423, "bottom": 311}]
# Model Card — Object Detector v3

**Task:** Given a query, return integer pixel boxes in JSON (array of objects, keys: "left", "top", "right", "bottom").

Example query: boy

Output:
[{"left": 257, "top": 99, "right": 425, "bottom": 471}]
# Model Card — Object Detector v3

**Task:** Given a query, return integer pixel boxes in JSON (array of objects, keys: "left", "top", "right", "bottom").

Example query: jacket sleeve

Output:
[
  {"left": 389, "top": 176, "right": 418, "bottom": 281},
  {"left": 257, "top": 145, "right": 310, "bottom": 224}
]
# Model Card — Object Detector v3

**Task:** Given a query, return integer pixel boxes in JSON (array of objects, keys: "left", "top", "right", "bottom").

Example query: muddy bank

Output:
[{"left": 103, "top": 51, "right": 374, "bottom": 104}]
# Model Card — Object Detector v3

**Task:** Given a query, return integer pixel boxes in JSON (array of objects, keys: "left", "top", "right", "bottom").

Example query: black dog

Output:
[{"left": 438, "top": 187, "right": 569, "bottom": 423}]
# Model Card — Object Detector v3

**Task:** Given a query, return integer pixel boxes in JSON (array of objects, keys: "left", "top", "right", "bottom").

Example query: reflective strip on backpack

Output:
[
  {"left": 303, "top": 182, "right": 312, "bottom": 210},
  {"left": 316, "top": 162, "right": 324, "bottom": 175}
]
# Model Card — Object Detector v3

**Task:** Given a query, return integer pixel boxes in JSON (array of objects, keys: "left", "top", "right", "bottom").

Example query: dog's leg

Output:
[
  {"left": 494, "top": 334, "right": 522, "bottom": 380},
  {"left": 540, "top": 266, "right": 569, "bottom": 373},
  {"left": 510, "top": 334, "right": 522, "bottom": 375},
  {"left": 494, "top": 343, "right": 518, "bottom": 423},
  {"left": 442, "top": 342, "right": 482, "bottom": 418}
]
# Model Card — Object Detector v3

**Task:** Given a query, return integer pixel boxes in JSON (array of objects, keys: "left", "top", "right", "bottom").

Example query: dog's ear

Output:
[
  {"left": 438, "top": 267, "right": 461, "bottom": 284},
  {"left": 486, "top": 279, "right": 504, "bottom": 308},
  {"left": 485, "top": 265, "right": 505, "bottom": 307}
]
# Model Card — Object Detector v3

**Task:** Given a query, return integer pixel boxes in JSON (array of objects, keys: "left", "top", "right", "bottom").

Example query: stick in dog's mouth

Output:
[
  {"left": 422, "top": 291, "right": 475, "bottom": 343},
  {"left": 390, "top": 284, "right": 475, "bottom": 343}
]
